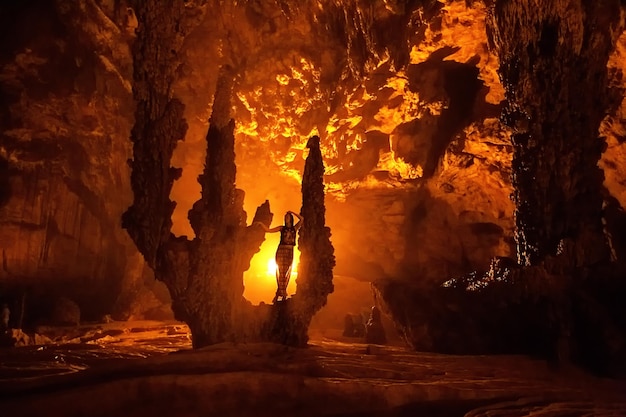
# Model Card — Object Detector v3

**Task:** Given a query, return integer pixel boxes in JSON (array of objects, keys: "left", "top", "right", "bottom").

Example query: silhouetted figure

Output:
[
  {"left": 1, "top": 303, "right": 9, "bottom": 331},
  {"left": 365, "top": 306, "right": 386, "bottom": 344},
  {"left": 258, "top": 211, "right": 303, "bottom": 302},
  {"left": 342, "top": 314, "right": 355, "bottom": 337}
]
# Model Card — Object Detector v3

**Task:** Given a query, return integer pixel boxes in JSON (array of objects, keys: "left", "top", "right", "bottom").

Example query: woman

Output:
[{"left": 258, "top": 210, "right": 303, "bottom": 302}]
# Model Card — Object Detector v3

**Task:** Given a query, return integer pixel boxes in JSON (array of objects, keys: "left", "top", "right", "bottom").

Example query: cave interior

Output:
[{"left": 1, "top": 0, "right": 626, "bottom": 416}]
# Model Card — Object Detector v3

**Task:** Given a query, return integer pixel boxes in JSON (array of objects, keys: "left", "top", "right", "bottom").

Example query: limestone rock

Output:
[
  {"left": 487, "top": 0, "right": 621, "bottom": 266},
  {"left": 373, "top": 260, "right": 626, "bottom": 376}
]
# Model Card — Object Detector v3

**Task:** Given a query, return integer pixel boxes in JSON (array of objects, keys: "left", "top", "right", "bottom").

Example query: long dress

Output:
[{"left": 275, "top": 226, "right": 296, "bottom": 300}]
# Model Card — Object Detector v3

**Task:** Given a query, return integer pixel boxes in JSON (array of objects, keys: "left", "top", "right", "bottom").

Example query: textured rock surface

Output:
[
  {"left": 121, "top": 1, "right": 261, "bottom": 346},
  {"left": 488, "top": 0, "right": 622, "bottom": 267},
  {"left": 122, "top": 0, "right": 335, "bottom": 346},
  {"left": 0, "top": 0, "right": 148, "bottom": 321},
  {"left": 0, "top": 328, "right": 53, "bottom": 348},
  {"left": 373, "top": 261, "right": 626, "bottom": 377},
  {"left": 167, "top": 0, "right": 519, "bottom": 284},
  {"left": 50, "top": 296, "right": 81, "bottom": 326}
]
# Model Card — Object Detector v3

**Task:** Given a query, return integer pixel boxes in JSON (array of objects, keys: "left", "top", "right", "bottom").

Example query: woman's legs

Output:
[
  {"left": 276, "top": 264, "right": 292, "bottom": 299},
  {"left": 275, "top": 245, "right": 294, "bottom": 302}
]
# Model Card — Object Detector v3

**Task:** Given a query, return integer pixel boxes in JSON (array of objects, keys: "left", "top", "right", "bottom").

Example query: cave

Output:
[{"left": 1, "top": 0, "right": 626, "bottom": 416}]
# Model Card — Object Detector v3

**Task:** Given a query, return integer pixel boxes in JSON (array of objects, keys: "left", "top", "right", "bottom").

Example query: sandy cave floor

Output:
[{"left": 0, "top": 321, "right": 625, "bottom": 417}]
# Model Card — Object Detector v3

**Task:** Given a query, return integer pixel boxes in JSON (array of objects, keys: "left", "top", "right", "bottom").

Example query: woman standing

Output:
[{"left": 258, "top": 210, "right": 303, "bottom": 302}]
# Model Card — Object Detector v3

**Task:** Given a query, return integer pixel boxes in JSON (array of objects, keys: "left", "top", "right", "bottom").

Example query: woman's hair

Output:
[{"left": 284, "top": 212, "right": 294, "bottom": 226}]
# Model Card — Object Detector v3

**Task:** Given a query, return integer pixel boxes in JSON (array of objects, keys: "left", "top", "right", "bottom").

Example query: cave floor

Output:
[{"left": 0, "top": 321, "right": 625, "bottom": 417}]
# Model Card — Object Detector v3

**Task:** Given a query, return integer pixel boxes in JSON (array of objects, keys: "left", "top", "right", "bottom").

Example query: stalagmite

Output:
[
  {"left": 123, "top": 2, "right": 269, "bottom": 347},
  {"left": 263, "top": 135, "right": 336, "bottom": 346}
]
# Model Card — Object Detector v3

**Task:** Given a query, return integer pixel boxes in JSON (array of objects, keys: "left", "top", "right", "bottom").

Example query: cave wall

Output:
[
  {"left": 372, "top": 0, "right": 626, "bottom": 373},
  {"left": 0, "top": 168, "right": 121, "bottom": 316},
  {"left": 0, "top": 0, "right": 156, "bottom": 322}
]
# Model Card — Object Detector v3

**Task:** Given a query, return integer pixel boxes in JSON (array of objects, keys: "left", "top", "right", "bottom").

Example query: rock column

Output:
[
  {"left": 487, "top": 0, "right": 622, "bottom": 267},
  {"left": 123, "top": 3, "right": 268, "bottom": 347},
  {"left": 264, "top": 136, "right": 336, "bottom": 346}
]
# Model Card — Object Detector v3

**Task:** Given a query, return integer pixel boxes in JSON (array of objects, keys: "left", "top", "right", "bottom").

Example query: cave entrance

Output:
[{"left": 243, "top": 236, "right": 301, "bottom": 305}]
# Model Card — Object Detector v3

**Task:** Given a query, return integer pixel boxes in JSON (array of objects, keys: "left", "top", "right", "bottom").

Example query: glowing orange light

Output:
[{"left": 267, "top": 258, "right": 277, "bottom": 276}]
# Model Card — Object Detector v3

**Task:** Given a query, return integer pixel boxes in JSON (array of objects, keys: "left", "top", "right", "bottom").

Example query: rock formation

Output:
[
  {"left": 262, "top": 136, "right": 336, "bottom": 346},
  {"left": 121, "top": 1, "right": 265, "bottom": 347},
  {"left": 122, "top": 1, "right": 335, "bottom": 346},
  {"left": 373, "top": 0, "right": 626, "bottom": 376},
  {"left": 0, "top": 0, "right": 520, "bottom": 320},
  {"left": 488, "top": 0, "right": 620, "bottom": 267},
  {"left": 0, "top": 0, "right": 140, "bottom": 323},
  {"left": 294, "top": 136, "right": 336, "bottom": 326}
]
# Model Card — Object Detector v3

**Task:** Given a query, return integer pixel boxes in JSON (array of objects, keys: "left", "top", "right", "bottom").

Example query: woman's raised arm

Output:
[{"left": 289, "top": 211, "right": 303, "bottom": 230}]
